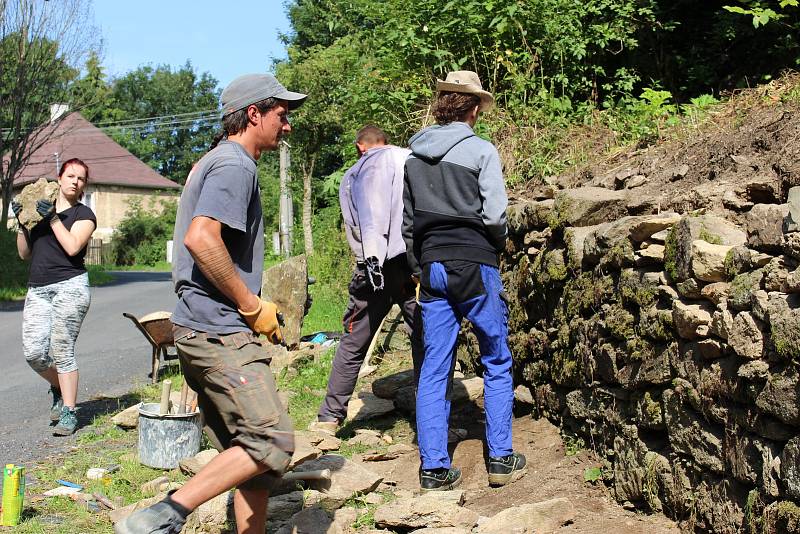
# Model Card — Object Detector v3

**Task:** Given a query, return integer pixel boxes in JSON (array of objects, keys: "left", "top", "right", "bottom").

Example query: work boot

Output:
[
  {"left": 114, "top": 491, "right": 189, "bottom": 534},
  {"left": 420, "top": 467, "right": 462, "bottom": 492},
  {"left": 308, "top": 419, "right": 339, "bottom": 436},
  {"left": 487, "top": 451, "right": 527, "bottom": 487},
  {"left": 53, "top": 406, "right": 78, "bottom": 436},
  {"left": 50, "top": 386, "right": 63, "bottom": 422}
]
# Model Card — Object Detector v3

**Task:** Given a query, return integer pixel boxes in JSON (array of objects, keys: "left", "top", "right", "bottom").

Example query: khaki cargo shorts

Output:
[{"left": 173, "top": 326, "right": 294, "bottom": 491}]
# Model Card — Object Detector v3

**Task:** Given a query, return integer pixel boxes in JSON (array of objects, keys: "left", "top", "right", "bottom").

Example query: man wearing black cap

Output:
[{"left": 115, "top": 74, "right": 307, "bottom": 534}]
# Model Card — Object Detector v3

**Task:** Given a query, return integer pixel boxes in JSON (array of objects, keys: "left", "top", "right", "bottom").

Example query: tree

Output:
[
  {"left": 71, "top": 51, "right": 111, "bottom": 122},
  {"left": 0, "top": 0, "right": 98, "bottom": 229},
  {"left": 95, "top": 63, "right": 220, "bottom": 184}
]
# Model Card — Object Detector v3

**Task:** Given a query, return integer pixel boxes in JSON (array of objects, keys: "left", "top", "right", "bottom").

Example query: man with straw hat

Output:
[{"left": 403, "top": 70, "right": 527, "bottom": 491}]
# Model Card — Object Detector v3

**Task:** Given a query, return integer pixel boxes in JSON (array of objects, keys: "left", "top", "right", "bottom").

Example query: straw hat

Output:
[{"left": 435, "top": 70, "right": 494, "bottom": 111}]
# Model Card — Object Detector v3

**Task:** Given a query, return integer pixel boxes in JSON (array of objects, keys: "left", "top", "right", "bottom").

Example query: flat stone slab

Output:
[
  {"left": 374, "top": 497, "right": 479, "bottom": 530},
  {"left": 289, "top": 432, "right": 322, "bottom": 470},
  {"left": 476, "top": 497, "right": 576, "bottom": 534},
  {"left": 347, "top": 391, "right": 396, "bottom": 421},
  {"left": 293, "top": 454, "right": 383, "bottom": 502},
  {"left": 179, "top": 449, "right": 219, "bottom": 476},
  {"left": 372, "top": 369, "right": 415, "bottom": 399},
  {"left": 112, "top": 403, "right": 142, "bottom": 429}
]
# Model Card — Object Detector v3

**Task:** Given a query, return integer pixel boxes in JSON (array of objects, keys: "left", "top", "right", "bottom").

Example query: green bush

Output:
[
  {"left": 0, "top": 229, "right": 29, "bottom": 300},
  {"left": 112, "top": 199, "right": 178, "bottom": 266}
]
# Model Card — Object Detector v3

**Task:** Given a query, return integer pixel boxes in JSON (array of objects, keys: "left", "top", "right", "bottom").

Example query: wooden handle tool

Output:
[
  {"left": 159, "top": 379, "right": 172, "bottom": 415},
  {"left": 178, "top": 381, "right": 189, "bottom": 414}
]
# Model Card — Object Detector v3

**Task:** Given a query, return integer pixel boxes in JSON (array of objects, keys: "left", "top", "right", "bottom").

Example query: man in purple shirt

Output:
[{"left": 311, "top": 125, "right": 423, "bottom": 434}]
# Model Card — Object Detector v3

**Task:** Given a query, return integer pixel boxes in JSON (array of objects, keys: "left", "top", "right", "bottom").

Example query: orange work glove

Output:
[{"left": 239, "top": 299, "right": 284, "bottom": 345}]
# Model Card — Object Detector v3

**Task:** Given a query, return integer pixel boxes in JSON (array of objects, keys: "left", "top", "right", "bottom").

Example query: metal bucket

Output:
[{"left": 138, "top": 403, "right": 202, "bottom": 469}]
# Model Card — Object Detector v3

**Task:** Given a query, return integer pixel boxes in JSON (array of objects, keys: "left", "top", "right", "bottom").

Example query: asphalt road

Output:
[{"left": 0, "top": 271, "right": 177, "bottom": 465}]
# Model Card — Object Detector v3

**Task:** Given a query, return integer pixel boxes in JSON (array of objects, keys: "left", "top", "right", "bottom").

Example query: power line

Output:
[
  {"left": 0, "top": 109, "right": 219, "bottom": 135},
  {"left": 91, "top": 109, "right": 217, "bottom": 127}
]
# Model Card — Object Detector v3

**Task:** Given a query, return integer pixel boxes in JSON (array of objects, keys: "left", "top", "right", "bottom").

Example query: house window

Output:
[{"left": 82, "top": 190, "right": 95, "bottom": 211}]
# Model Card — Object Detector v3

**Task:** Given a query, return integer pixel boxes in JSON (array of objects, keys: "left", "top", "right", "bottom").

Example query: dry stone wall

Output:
[{"left": 499, "top": 185, "right": 800, "bottom": 533}]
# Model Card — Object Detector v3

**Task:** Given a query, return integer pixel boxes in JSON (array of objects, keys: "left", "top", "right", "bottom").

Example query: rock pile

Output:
[{"left": 500, "top": 184, "right": 800, "bottom": 532}]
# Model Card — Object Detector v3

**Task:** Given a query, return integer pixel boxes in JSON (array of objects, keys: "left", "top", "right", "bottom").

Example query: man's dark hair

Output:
[
  {"left": 356, "top": 124, "right": 388, "bottom": 146},
  {"left": 432, "top": 92, "right": 481, "bottom": 125},
  {"left": 209, "top": 97, "right": 278, "bottom": 150}
]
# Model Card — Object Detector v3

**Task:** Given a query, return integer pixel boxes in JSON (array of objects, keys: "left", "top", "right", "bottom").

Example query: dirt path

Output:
[{"left": 340, "top": 366, "right": 680, "bottom": 533}]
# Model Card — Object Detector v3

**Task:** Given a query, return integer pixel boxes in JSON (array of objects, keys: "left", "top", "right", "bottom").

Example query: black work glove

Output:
[
  {"left": 11, "top": 200, "right": 22, "bottom": 221},
  {"left": 365, "top": 256, "right": 384, "bottom": 291},
  {"left": 36, "top": 199, "right": 55, "bottom": 224}
]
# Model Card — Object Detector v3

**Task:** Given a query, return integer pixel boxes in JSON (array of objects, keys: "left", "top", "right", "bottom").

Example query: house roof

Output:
[{"left": 13, "top": 113, "right": 181, "bottom": 190}]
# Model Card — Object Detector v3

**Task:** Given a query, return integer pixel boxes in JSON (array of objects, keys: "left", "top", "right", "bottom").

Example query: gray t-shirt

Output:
[{"left": 171, "top": 140, "right": 265, "bottom": 334}]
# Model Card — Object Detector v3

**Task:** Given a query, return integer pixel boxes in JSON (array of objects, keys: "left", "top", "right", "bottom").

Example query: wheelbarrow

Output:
[{"left": 122, "top": 311, "right": 177, "bottom": 384}]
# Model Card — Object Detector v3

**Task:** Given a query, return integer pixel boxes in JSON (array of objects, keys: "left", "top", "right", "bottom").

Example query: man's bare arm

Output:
[{"left": 184, "top": 216, "right": 259, "bottom": 312}]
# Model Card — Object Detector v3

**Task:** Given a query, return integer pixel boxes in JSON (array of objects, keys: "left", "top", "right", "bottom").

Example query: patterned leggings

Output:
[{"left": 22, "top": 273, "right": 91, "bottom": 374}]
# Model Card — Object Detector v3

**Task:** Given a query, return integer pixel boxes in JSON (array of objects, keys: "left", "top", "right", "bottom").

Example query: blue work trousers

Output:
[{"left": 416, "top": 260, "right": 513, "bottom": 469}]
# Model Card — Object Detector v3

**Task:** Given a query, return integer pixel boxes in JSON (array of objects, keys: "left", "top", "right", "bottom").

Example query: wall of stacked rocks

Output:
[{"left": 499, "top": 185, "right": 800, "bottom": 532}]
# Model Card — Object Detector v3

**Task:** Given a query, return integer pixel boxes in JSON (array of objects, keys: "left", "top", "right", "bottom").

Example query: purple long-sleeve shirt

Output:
[{"left": 339, "top": 144, "right": 411, "bottom": 266}]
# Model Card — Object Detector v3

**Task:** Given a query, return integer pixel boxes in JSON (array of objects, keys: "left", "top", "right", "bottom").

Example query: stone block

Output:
[
  {"left": 691, "top": 240, "right": 734, "bottom": 282},
  {"left": 476, "top": 498, "right": 576, "bottom": 534},
  {"left": 261, "top": 255, "right": 309, "bottom": 349},
  {"left": 292, "top": 454, "right": 383, "bottom": 504},
  {"left": 374, "top": 497, "right": 478, "bottom": 531},
  {"left": 552, "top": 187, "right": 628, "bottom": 227},
  {"left": 746, "top": 203, "right": 789, "bottom": 252},
  {"left": 564, "top": 225, "right": 596, "bottom": 269},
  {"left": 787, "top": 186, "right": 800, "bottom": 232},
  {"left": 506, "top": 199, "right": 554, "bottom": 234},
  {"left": 663, "top": 388, "right": 724, "bottom": 474},
  {"left": 728, "top": 312, "right": 765, "bottom": 360},
  {"left": 781, "top": 437, "right": 800, "bottom": 500},
  {"left": 672, "top": 300, "right": 713, "bottom": 340},
  {"left": 15, "top": 177, "right": 59, "bottom": 228},
  {"left": 669, "top": 215, "right": 746, "bottom": 282},
  {"left": 756, "top": 370, "right": 800, "bottom": 426},
  {"left": 371, "top": 369, "right": 415, "bottom": 399},
  {"left": 346, "top": 391, "right": 395, "bottom": 422}
]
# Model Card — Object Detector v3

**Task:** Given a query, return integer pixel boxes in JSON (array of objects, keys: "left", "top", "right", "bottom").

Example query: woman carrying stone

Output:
[{"left": 12, "top": 158, "right": 96, "bottom": 436}]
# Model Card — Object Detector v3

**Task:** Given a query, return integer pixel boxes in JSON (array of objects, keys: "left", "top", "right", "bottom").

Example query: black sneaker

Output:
[
  {"left": 113, "top": 495, "right": 187, "bottom": 534},
  {"left": 420, "top": 467, "right": 462, "bottom": 492},
  {"left": 487, "top": 451, "right": 527, "bottom": 487}
]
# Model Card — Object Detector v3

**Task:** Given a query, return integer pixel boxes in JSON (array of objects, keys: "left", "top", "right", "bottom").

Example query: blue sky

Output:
[{"left": 93, "top": 0, "right": 291, "bottom": 88}]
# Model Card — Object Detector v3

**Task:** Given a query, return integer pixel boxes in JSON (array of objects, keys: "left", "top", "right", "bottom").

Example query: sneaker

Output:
[
  {"left": 487, "top": 451, "right": 527, "bottom": 487},
  {"left": 113, "top": 497, "right": 187, "bottom": 534},
  {"left": 420, "top": 467, "right": 462, "bottom": 492},
  {"left": 53, "top": 406, "right": 78, "bottom": 436},
  {"left": 50, "top": 386, "right": 63, "bottom": 422},
  {"left": 308, "top": 419, "right": 340, "bottom": 436}
]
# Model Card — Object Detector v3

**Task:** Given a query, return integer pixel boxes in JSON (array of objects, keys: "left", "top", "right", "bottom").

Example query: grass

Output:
[
  {"left": 277, "top": 349, "right": 336, "bottom": 429},
  {"left": 96, "top": 261, "right": 171, "bottom": 272},
  {"left": 11, "top": 368, "right": 188, "bottom": 534}
]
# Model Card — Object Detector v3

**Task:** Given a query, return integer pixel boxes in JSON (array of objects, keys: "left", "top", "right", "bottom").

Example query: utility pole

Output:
[{"left": 279, "top": 141, "right": 293, "bottom": 257}]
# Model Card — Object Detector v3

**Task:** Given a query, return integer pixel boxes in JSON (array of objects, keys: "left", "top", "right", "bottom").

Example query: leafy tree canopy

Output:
[{"left": 86, "top": 62, "right": 220, "bottom": 184}]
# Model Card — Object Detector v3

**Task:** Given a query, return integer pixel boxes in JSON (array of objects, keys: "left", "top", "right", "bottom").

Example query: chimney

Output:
[{"left": 50, "top": 104, "right": 69, "bottom": 123}]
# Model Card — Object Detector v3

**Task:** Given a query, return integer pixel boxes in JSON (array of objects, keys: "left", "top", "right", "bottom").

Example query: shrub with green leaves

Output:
[{"left": 112, "top": 198, "right": 178, "bottom": 266}]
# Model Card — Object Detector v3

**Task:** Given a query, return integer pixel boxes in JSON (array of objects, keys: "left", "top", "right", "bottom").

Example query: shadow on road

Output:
[
  {"left": 0, "top": 300, "right": 24, "bottom": 312},
  {"left": 98, "top": 271, "right": 173, "bottom": 287}
]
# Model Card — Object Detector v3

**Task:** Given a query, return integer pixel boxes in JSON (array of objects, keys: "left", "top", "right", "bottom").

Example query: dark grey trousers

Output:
[{"left": 318, "top": 255, "right": 423, "bottom": 422}]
